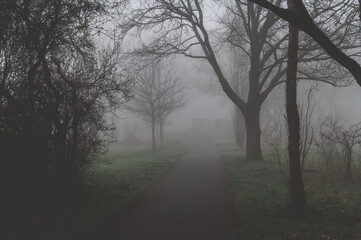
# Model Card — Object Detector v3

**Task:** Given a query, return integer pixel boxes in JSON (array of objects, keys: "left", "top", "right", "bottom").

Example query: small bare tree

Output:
[
  {"left": 315, "top": 121, "right": 338, "bottom": 175},
  {"left": 319, "top": 116, "right": 361, "bottom": 181},
  {"left": 154, "top": 72, "right": 186, "bottom": 148},
  {"left": 125, "top": 61, "right": 186, "bottom": 150}
]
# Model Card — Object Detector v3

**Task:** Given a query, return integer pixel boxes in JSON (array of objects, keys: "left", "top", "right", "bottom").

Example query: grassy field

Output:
[
  {"left": 66, "top": 131, "right": 187, "bottom": 239},
  {"left": 211, "top": 129, "right": 361, "bottom": 240}
]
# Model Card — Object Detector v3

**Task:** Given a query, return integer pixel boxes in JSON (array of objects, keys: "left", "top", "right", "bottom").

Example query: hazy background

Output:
[{"left": 114, "top": 53, "right": 361, "bottom": 142}]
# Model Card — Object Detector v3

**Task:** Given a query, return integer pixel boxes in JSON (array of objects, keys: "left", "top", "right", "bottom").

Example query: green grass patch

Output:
[
  {"left": 211, "top": 129, "right": 361, "bottom": 240},
  {"left": 67, "top": 131, "right": 187, "bottom": 239}
]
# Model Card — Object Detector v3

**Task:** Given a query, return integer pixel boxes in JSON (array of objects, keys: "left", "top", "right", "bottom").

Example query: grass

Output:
[
  {"left": 65, "top": 131, "right": 187, "bottom": 239},
  {"left": 211, "top": 128, "right": 361, "bottom": 240}
]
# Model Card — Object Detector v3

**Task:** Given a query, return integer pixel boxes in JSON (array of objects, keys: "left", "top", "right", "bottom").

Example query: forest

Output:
[{"left": 1, "top": 0, "right": 361, "bottom": 239}]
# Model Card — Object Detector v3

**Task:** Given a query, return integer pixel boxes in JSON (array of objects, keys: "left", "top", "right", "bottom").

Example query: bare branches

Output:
[
  {"left": 124, "top": 60, "right": 186, "bottom": 149},
  {"left": 0, "top": 1, "right": 133, "bottom": 226},
  {"left": 319, "top": 115, "right": 361, "bottom": 180},
  {"left": 125, "top": 60, "right": 185, "bottom": 121},
  {"left": 119, "top": 0, "right": 247, "bottom": 111},
  {"left": 248, "top": 0, "right": 361, "bottom": 86}
]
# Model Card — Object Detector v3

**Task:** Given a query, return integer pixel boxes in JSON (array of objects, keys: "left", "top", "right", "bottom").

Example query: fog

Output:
[
  {"left": 4, "top": 1, "right": 361, "bottom": 239},
  {"left": 115, "top": 53, "right": 361, "bottom": 142},
  {"left": 114, "top": 55, "right": 234, "bottom": 141}
]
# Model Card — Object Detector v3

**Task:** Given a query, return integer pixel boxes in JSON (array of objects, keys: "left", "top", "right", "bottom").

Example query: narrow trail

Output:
[{"left": 98, "top": 130, "right": 234, "bottom": 240}]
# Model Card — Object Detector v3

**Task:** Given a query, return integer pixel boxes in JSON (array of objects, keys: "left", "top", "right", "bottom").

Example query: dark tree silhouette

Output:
[
  {"left": 0, "top": 0, "right": 132, "bottom": 235},
  {"left": 285, "top": 0, "right": 307, "bottom": 211}
]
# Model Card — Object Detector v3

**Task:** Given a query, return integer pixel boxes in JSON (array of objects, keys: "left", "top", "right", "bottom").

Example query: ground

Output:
[
  {"left": 52, "top": 131, "right": 187, "bottom": 240},
  {"left": 93, "top": 129, "right": 235, "bottom": 240},
  {"left": 7, "top": 129, "right": 361, "bottom": 240},
  {"left": 213, "top": 128, "right": 361, "bottom": 240}
]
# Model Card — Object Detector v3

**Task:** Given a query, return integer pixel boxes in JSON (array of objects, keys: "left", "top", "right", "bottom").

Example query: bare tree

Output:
[
  {"left": 319, "top": 116, "right": 361, "bottom": 181},
  {"left": 125, "top": 63, "right": 159, "bottom": 151},
  {"left": 155, "top": 72, "right": 186, "bottom": 148},
  {"left": 315, "top": 121, "right": 338, "bottom": 176},
  {"left": 125, "top": 61, "right": 186, "bottom": 150},
  {"left": 248, "top": 0, "right": 361, "bottom": 86}
]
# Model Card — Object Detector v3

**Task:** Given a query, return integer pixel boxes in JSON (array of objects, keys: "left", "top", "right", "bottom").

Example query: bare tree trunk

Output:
[
  {"left": 244, "top": 39, "right": 264, "bottom": 161},
  {"left": 244, "top": 107, "right": 263, "bottom": 161},
  {"left": 234, "top": 107, "right": 245, "bottom": 148},
  {"left": 160, "top": 118, "right": 164, "bottom": 149},
  {"left": 345, "top": 146, "right": 352, "bottom": 180},
  {"left": 286, "top": 0, "right": 307, "bottom": 211},
  {"left": 151, "top": 117, "right": 156, "bottom": 151},
  {"left": 231, "top": 66, "right": 245, "bottom": 148}
]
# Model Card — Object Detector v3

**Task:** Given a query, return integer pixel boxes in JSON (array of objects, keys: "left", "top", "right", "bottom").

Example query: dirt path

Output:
[{"left": 98, "top": 130, "right": 234, "bottom": 240}]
